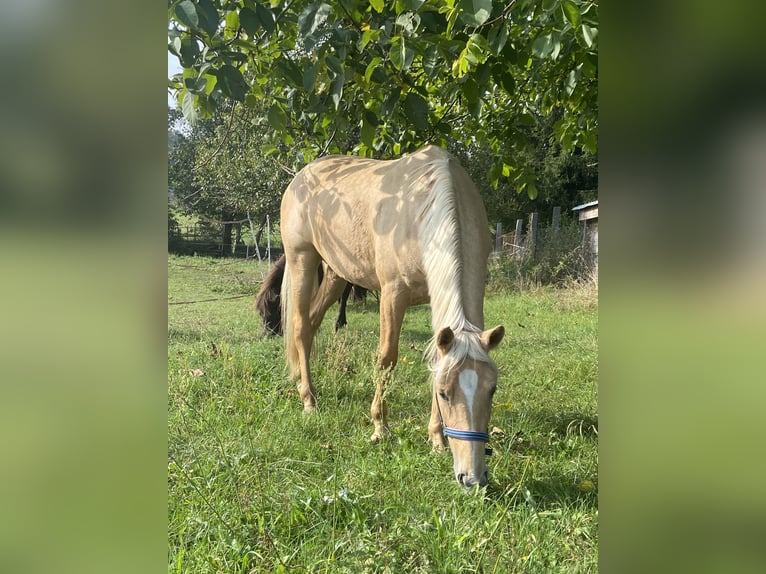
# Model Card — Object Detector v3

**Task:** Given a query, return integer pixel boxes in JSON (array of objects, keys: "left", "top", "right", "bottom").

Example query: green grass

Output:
[{"left": 168, "top": 255, "right": 598, "bottom": 573}]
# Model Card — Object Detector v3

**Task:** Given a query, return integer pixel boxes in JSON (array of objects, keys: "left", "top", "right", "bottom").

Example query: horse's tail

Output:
[
  {"left": 280, "top": 257, "right": 299, "bottom": 379},
  {"left": 254, "top": 254, "right": 286, "bottom": 336}
]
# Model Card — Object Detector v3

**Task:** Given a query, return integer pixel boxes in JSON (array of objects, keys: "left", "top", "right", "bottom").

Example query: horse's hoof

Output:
[
  {"left": 370, "top": 428, "right": 390, "bottom": 443},
  {"left": 303, "top": 403, "right": 316, "bottom": 414}
]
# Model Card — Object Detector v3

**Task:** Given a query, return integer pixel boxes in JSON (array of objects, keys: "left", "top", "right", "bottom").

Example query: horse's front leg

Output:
[
  {"left": 370, "top": 286, "right": 407, "bottom": 442},
  {"left": 428, "top": 392, "right": 448, "bottom": 451}
]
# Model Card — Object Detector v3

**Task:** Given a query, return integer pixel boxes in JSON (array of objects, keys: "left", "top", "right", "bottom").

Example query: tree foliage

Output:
[
  {"left": 168, "top": 104, "right": 290, "bottom": 249},
  {"left": 168, "top": 0, "right": 597, "bottom": 195}
]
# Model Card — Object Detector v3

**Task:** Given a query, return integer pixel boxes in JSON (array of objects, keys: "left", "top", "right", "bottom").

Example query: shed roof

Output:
[{"left": 572, "top": 200, "right": 598, "bottom": 211}]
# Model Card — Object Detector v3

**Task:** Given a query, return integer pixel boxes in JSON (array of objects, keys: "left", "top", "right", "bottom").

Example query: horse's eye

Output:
[{"left": 438, "top": 390, "right": 449, "bottom": 400}]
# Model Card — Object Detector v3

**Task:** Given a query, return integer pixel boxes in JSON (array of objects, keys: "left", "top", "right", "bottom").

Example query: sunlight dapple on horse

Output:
[{"left": 280, "top": 145, "right": 504, "bottom": 488}]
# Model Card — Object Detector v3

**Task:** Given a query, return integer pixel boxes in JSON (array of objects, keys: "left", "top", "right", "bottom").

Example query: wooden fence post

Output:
[
  {"left": 514, "top": 218, "right": 524, "bottom": 259},
  {"left": 552, "top": 206, "right": 561, "bottom": 239},
  {"left": 495, "top": 222, "right": 503, "bottom": 253},
  {"left": 529, "top": 212, "right": 539, "bottom": 259}
]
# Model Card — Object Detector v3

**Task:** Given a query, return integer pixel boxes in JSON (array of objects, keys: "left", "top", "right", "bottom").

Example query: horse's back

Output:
[{"left": 280, "top": 146, "right": 489, "bottom": 296}]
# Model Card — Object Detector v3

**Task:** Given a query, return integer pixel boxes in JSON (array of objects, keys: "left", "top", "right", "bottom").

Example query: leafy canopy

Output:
[{"left": 168, "top": 0, "right": 597, "bottom": 195}]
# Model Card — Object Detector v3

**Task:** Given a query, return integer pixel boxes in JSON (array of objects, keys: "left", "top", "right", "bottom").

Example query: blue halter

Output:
[{"left": 436, "top": 394, "right": 493, "bottom": 456}]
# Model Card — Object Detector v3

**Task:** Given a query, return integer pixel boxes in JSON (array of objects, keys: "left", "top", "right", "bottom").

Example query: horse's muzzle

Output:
[{"left": 458, "top": 470, "right": 489, "bottom": 489}]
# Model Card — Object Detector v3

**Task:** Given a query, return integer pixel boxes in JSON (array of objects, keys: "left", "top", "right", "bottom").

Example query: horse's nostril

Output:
[
  {"left": 457, "top": 473, "right": 466, "bottom": 485},
  {"left": 462, "top": 475, "right": 478, "bottom": 488}
]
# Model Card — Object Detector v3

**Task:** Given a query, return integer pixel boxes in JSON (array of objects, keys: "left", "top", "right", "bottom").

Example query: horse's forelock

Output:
[{"left": 426, "top": 327, "right": 492, "bottom": 376}]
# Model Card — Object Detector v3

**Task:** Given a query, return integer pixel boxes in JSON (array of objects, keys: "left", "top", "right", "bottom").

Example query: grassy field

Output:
[{"left": 168, "top": 255, "right": 598, "bottom": 573}]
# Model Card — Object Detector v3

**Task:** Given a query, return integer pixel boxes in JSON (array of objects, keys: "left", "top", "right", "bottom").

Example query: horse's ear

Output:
[
  {"left": 481, "top": 325, "right": 505, "bottom": 351},
  {"left": 436, "top": 327, "right": 455, "bottom": 353}
]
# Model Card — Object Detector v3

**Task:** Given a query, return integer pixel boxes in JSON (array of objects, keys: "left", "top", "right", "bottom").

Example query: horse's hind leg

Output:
[
  {"left": 309, "top": 268, "right": 347, "bottom": 332},
  {"left": 334, "top": 282, "right": 354, "bottom": 331},
  {"left": 285, "top": 250, "right": 322, "bottom": 412}
]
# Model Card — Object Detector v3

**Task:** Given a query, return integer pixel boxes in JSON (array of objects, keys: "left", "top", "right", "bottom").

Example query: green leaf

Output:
[
  {"left": 361, "top": 118, "right": 376, "bottom": 148},
  {"left": 461, "top": 78, "right": 479, "bottom": 104},
  {"left": 239, "top": 7, "right": 260, "bottom": 37},
  {"left": 178, "top": 36, "right": 200, "bottom": 67},
  {"left": 196, "top": 0, "right": 219, "bottom": 37},
  {"left": 467, "top": 97, "right": 483, "bottom": 120},
  {"left": 180, "top": 90, "right": 198, "bottom": 125},
  {"left": 174, "top": 0, "right": 198, "bottom": 30},
  {"left": 581, "top": 24, "right": 597, "bottom": 48},
  {"left": 488, "top": 162, "right": 502, "bottom": 187},
  {"left": 370, "top": 0, "right": 384, "bottom": 13},
  {"left": 224, "top": 11, "right": 239, "bottom": 39},
  {"left": 458, "top": 0, "right": 492, "bottom": 27},
  {"left": 551, "top": 32, "right": 562, "bottom": 59},
  {"left": 422, "top": 45, "right": 440, "bottom": 77},
  {"left": 360, "top": 28, "right": 380, "bottom": 50},
  {"left": 303, "top": 63, "right": 318, "bottom": 92},
  {"left": 532, "top": 34, "right": 554, "bottom": 59},
  {"left": 492, "top": 65, "right": 514, "bottom": 95},
  {"left": 565, "top": 68, "right": 578, "bottom": 95},
  {"left": 170, "top": 36, "right": 182, "bottom": 57},
  {"left": 526, "top": 182, "right": 538, "bottom": 200},
  {"left": 364, "top": 109, "right": 380, "bottom": 127},
  {"left": 276, "top": 59, "right": 304, "bottom": 88},
  {"left": 184, "top": 76, "right": 208, "bottom": 94},
  {"left": 403, "top": 92, "right": 429, "bottom": 131},
  {"left": 298, "top": 3, "right": 332, "bottom": 38},
  {"left": 330, "top": 75, "right": 344, "bottom": 110},
  {"left": 381, "top": 88, "right": 401, "bottom": 118},
  {"left": 326, "top": 55, "right": 344, "bottom": 77},
  {"left": 395, "top": 12, "right": 421, "bottom": 35},
  {"left": 214, "top": 65, "right": 248, "bottom": 101},
  {"left": 364, "top": 57, "right": 383, "bottom": 83},
  {"left": 488, "top": 22, "right": 508, "bottom": 55},
  {"left": 390, "top": 36, "right": 414, "bottom": 71},
  {"left": 267, "top": 103, "right": 287, "bottom": 131},
  {"left": 255, "top": 3, "right": 276, "bottom": 35},
  {"left": 474, "top": 62, "right": 491, "bottom": 86},
  {"left": 562, "top": 0, "right": 580, "bottom": 28}
]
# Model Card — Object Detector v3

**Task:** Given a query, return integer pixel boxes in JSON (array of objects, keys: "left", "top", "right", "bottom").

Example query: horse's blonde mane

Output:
[{"left": 413, "top": 149, "right": 490, "bottom": 371}]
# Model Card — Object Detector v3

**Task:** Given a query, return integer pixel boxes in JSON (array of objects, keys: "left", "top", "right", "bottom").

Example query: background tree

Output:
[
  {"left": 168, "top": 103, "right": 290, "bottom": 252},
  {"left": 168, "top": 0, "right": 597, "bottom": 196}
]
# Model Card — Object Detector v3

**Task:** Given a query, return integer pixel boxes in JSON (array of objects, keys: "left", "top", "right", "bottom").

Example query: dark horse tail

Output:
[
  {"left": 255, "top": 254, "right": 368, "bottom": 336},
  {"left": 254, "top": 254, "right": 287, "bottom": 335}
]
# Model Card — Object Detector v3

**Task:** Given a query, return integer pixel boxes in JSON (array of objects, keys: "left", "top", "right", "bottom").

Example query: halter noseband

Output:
[{"left": 435, "top": 393, "right": 493, "bottom": 456}]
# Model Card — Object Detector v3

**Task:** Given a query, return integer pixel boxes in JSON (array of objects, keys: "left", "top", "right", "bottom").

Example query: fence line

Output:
[{"left": 168, "top": 294, "right": 252, "bottom": 306}]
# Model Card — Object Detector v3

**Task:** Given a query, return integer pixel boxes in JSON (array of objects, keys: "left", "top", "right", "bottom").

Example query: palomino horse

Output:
[{"left": 280, "top": 145, "right": 504, "bottom": 488}]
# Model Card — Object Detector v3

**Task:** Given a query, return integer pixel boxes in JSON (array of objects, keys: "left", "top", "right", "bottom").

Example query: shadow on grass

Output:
[
  {"left": 482, "top": 410, "right": 598, "bottom": 508},
  {"left": 485, "top": 467, "right": 598, "bottom": 510}
]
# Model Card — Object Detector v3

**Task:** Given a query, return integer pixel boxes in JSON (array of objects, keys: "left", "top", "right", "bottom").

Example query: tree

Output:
[
  {"left": 168, "top": 0, "right": 597, "bottom": 196},
  {"left": 168, "top": 103, "right": 290, "bottom": 252},
  {"left": 449, "top": 109, "right": 596, "bottom": 229}
]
